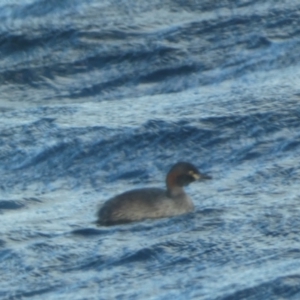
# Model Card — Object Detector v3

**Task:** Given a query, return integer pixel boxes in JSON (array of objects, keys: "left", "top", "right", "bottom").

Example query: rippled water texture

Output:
[{"left": 1, "top": 0, "right": 300, "bottom": 299}]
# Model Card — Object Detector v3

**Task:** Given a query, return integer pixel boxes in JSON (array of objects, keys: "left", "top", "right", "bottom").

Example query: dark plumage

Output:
[{"left": 96, "top": 162, "right": 211, "bottom": 226}]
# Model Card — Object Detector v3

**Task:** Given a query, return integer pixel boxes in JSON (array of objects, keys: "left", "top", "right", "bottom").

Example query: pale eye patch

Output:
[{"left": 188, "top": 170, "right": 200, "bottom": 179}]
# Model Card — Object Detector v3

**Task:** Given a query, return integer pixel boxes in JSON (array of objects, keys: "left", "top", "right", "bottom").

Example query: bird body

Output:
[{"left": 97, "top": 162, "right": 211, "bottom": 226}]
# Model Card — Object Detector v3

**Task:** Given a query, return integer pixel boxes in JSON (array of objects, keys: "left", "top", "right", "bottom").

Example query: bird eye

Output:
[{"left": 188, "top": 170, "right": 200, "bottom": 180}]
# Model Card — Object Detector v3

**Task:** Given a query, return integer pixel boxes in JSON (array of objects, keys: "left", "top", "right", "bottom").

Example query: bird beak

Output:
[
  {"left": 197, "top": 173, "right": 212, "bottom": 180},
  {"left": 189, "top": 170, "right": 212, "bottom": 180}
]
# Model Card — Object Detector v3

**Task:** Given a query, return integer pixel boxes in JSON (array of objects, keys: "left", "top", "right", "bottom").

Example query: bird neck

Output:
[
  {"left": 166, "top": 170, "right": 185, "bottom": 196},
  {"left": 166, "top": 172, "right": 184, "bottom": 197},
  {"left": 167, "top": 185, "right": 185, "bottom": 197}
]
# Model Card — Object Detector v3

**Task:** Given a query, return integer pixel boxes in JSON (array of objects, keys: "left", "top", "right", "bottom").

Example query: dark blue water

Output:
[{"left": 1, "top": 0, "right": 300, "bottom": 299}]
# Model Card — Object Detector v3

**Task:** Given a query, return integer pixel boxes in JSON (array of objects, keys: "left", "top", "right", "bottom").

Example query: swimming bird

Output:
[{"left": 96, "top": 162, "right": 211, "bottom": 226}]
